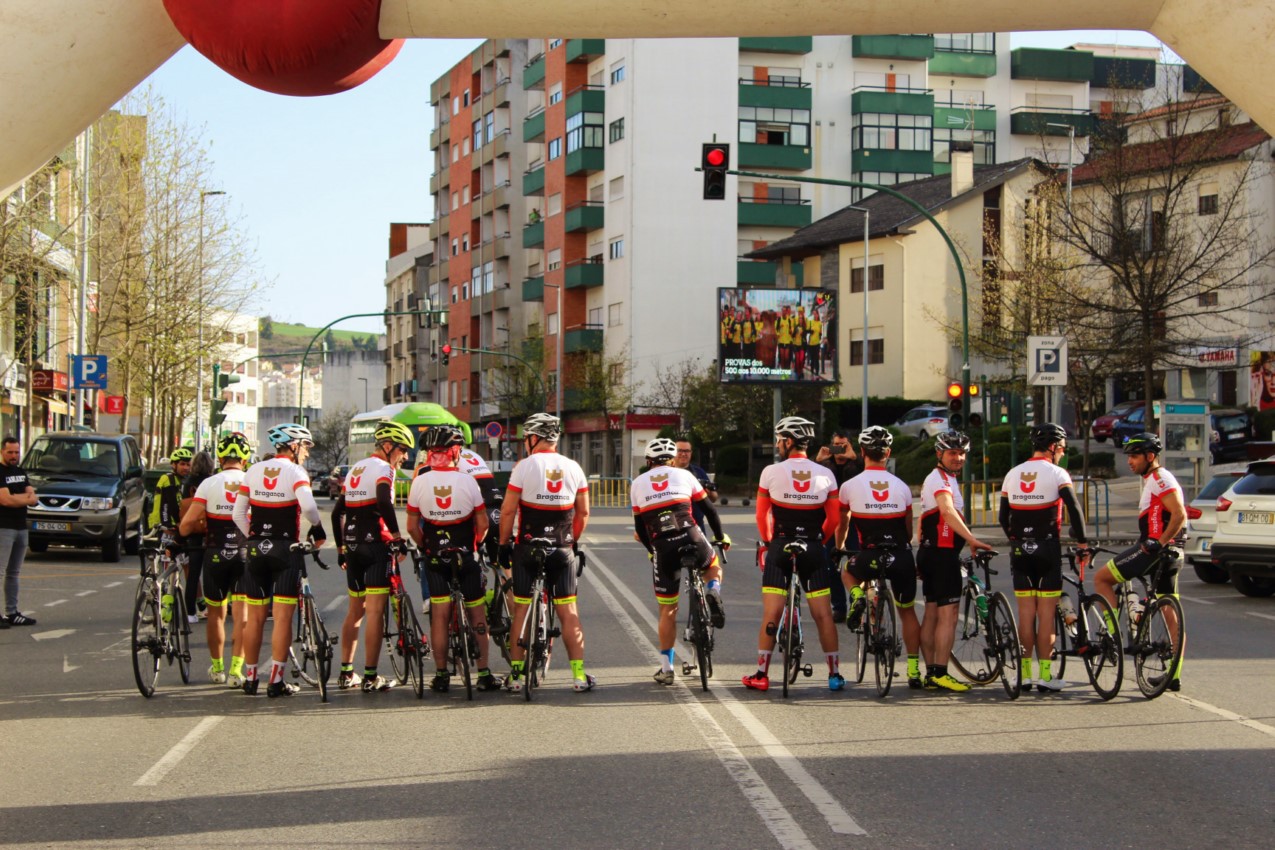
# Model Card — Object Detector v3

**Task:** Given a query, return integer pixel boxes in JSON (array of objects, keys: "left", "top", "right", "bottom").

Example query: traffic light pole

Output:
[{"left": 450, "top": 345, "right": 547, "bottom": 409}]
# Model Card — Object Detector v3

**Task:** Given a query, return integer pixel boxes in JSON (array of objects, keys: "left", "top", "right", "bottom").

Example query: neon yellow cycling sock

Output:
[
  {"left": 1039, "top": 659, "right": 1053, "bottom": 681},
  {"left": 229, "top": 656, "right": 244, "bottom": 676},
  {"left": 848, "top": 585, "right": 865, "bottom": 603},
  {"left": 1103, "top": 610, "right": 1118, "bottom": 634},
  {"left": 570, "top": 659, "right": 586, "bottom": 679},
  {"left": 511, "top": 660, "right": 525, "bottom": 676},
  {"left": 210, "top": 658, "right": 224, "bottom": 674},
  {"left": 1021, "top": 657, "right": 1033, "bottom": 681},
  {"left": 907, "top": 655, "right": 920, "bottom": 677}
]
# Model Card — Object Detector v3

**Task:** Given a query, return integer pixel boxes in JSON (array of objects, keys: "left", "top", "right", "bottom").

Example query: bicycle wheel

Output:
[
  {"left": 172, "top": 589, "right": 192, "bottom": 684},
  {"left": 384, "top": 600, "right": 408, "bottom": 685},
  {"left": 872, "top": 587, "right": 898, "bottom": 698},
  {"left": 949, "top": 587, "right": 997, "bottom": 685},
  {"left": 691, "top": 588, "right": 711, "bottom": 692},
  {"left": 1134, "top": 596, "right": 1183, "bottom": 700},
  {"left": 487, "top": 581, "right": 513, "bottom": 665},
  {"left": 1080, "top": 594, "right": 1123, "bottom": 701},
  {"left": 524, "top": 590, "right": 542, "bottom": 702},
  {"left": 988, "top": 592, "right": 1022, "bottom": 700},
  {"left": 853, "top": 614, "right": 868, "bottom": 684},
  {"left": 398, "top": 597, "right": 426, "bottom": 699},
  {"left": 453, "top": 593, "right": 473, "bottom": 700},
  {"left": 781, "top": 602, "right": 797, "bottom": 698},
  {"left": 540, "top": 593, "right": 556, "bottom": 681},
  {"left": 1052, "top": 605, "right": 1070, "bottom": 681},
  {"left": 131, "top": 580, "right": 161, "bottom": 698}
]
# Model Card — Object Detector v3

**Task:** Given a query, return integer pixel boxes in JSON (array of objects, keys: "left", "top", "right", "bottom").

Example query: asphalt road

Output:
[{"left": 1, "top": 507, "right": 1272, "bottom": 849}]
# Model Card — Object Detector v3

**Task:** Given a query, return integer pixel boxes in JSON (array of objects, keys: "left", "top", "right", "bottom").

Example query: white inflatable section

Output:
[{"left": 2, "top": 0, "right": 1272, "bottom": 197}]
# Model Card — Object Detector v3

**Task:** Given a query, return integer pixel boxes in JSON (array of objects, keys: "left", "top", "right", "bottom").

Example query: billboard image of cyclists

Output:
[{"left": 718, "top": 287, "right": 837, "bottom": 384}]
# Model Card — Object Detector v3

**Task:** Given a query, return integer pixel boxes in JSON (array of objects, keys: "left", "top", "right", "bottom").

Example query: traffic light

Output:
[
  {"left": 209, "top": 398, "right": 227, "bottom": 432},
  {"left": 440, "top": 343, "right": 452, "bottom": 366},
  {"left": 702, "top": 143, "right": 729, "bottom": 200},
  {"left": 216, "top": 371, "right": 241, "bottom": 392},
  {"left": 947, "top": 382, "right": 964, "bottom": 430}
]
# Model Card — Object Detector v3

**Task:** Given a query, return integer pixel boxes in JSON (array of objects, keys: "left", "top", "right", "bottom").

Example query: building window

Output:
[
  {"left": 1198, "top": 182, "right": 1219, "bottom": 215},
  {"left": 451, "top": 286, "right": 458, "bottom": 303},
  {"left": 473, "top": 117, "right": 482, "bottom": 150},
  {"left": 609, "top": 118, "right": 625, "bottom": 143},
  {"left": 484, "top": 111, "right": 494, "bottom": 145},
  {"left": 461, "top": 282, "right": 469, "bottom": 300},
  {"left": 461, "top": 233, "right": 470, "bottom": 251},
  {"left": 849, "top": 339, "right": 885, "bottom": 365},
  {"left": 588, "top": 306, "right": 603, "bottom": 326},
  {"left": 608, "top": 362, "right": 624, "bottom": 385},
  {"left": 547, "top": 248, "right": 562, "bottom": 271},
  {"left": 463, "top": 89, "right": 470, "bottom": 107},
  {"left": 452, "top": 96, "right": 459, "bottom": 115},
  {"left": 566, "top": 111, "right": 604, "bottom": 152},
  {"left": 451, "top": 238, "right": 458, "bottom": 256},
  {"left": 609, "top": 176, "right": 624, "bottom": 201},
  {"left": 933, "top": 129, "right": 995, "bottom": 167},
  {"left": 609, "top": 238, "right": 624, "bottom": 260},
  {"left": 549, "top": 84, "right": 563, "bottom": 106},
  {"left": 1198, "top": 291, "right": 1219, "bottom": 306},
  {"left": 610, "top": 62, "right": 626, "bottom": 84},
  {"left": 548, "top": 138, "right": 563, "bottom": 160},
  {"left": 462, "top": 186, "right": 471, "bottom": 205},
  {"left": 850, "top": 264, "right": 885, "bottom": 293},
  {"left": 547, "top": 312, "right": 559, "bottom": 335},
  {"left": 933, "top": 33, "right": 995, "bottom": 53},
  {"left": 852, "top": 112, "right": 933, "bottom": 152},
  {"left": 738, "top": 107, "right": 810, "bottom": 147},
  {"left": 608, "top": 302, "right": 622, "bottom": 326}
]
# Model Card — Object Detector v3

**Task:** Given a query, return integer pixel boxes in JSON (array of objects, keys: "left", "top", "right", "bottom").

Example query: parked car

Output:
[
  {"left": 893, "top": 405, "right": 949, "bottom": 439},
  {"left": 1208, "top": 459, "right": 1275, "bottom": 597},
  {"left": 1111, "top": 404, "right": 1153, "bottom": 446},
  {"left": 1207, "top": 407, "right": 1253, "bottom": 464},
  {"left": 1183, "top": 465, "right": 1247, "bottom": 584},
  {"left": 1091, "top": 400, "right": 1142, "bottom": 442},
  {"left": 23, "top": 432, "right": 147, "bottom": 562},
  {"left": 326, "top": 465, "right": 349, "bottom": 499}
]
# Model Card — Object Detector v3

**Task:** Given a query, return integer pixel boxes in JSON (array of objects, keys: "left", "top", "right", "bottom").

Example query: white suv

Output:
[
  {"left": 1207, "top": 460, "right": 1275, "bottom": 597},
  {"left": 1183, "top": 466, "right": 1246, "bottom": 584}
]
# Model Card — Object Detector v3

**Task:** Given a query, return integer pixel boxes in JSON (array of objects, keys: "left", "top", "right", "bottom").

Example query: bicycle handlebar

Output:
[{"left": 289, "top": 541, "right": 329, "bottom": 569}]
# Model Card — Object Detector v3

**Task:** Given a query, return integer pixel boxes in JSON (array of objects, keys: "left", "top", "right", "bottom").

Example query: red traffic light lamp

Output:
[
  {"left": 440, "top": 343, "right": 452, "bottom": 366},
  {"left": 701, "top": 142, "right": 729, "bottom": 200}
]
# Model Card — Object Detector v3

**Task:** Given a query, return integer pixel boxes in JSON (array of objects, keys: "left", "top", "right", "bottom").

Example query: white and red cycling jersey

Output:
[
  {"left": 918, "top": 466, "right": 963, "bottom": 549},
  {"left": 630, "top": 465, "right": 708, "bottom": 539},
  {"left": 233, "top": 457, "right": 316, "bottom": 541},
  {"left": 407, "top": 468, "right": 485, "bottom": 554},
  {"left": 341, "top": 455, "right": 397, "bottom": 544},
  {"left": 758, "top": 456, "right": 836, "bottom": 541},
  {"left": 506, "top": 451, "right": 588, "bottom": 545},
  {"left": 1139, "top": 466, "right": 1186, "bottom": 543},
  {"left": 192, "top": 468, "right": 246, "bottom": 550},
  {"left": 1000, "top": 457, "right": 1073, "bottom": 539},
  {"left": 840, "top": 468, "right": 912, "bottom": 549}
]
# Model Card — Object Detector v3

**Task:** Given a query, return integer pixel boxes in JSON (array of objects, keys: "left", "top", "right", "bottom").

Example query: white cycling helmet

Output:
[
  {"left": 267, "top": 423, "right": 314, "bottom": 449},
  {"left": 645, "top": 438, "right": 679, "bottom": 463},
  {"left": 523, "top": 412, "right": 562, "bottom": 441},
  {"left": 774, "top": 415, "right": 817, "bottom": 447}
]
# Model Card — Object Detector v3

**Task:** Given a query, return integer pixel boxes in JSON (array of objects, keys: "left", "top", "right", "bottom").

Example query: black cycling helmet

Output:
[
  {"left": 1122, "top": 431, "right": 1163, "bottom": 455},
  {"left": 934, "top": 429, "right": 971, "bottom": 453},
  {"left": 420, "top": 424, "right": 466, "bottom": 450},
  {"left": 858, "top": 425, "right": 894, "bottom": 452},
  {"left": 1030, "top": 422, "right": 1067, "bottom": 451}
]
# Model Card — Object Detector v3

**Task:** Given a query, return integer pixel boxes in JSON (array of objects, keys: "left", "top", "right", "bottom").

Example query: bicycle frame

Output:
[
  {"left": 776, "top": 541, "right": 814, "bottom": 698},
  {"left": 678, "top": 544, "right": 714, "bottom": 691}
]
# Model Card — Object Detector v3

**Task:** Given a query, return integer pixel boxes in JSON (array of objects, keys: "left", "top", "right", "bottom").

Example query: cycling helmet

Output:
[
  {"left": 267, "top": 423, "right": 314, "bottom": 450},
  {"left": 1030, "top": 423, "right": 1067, "bottom": 451},
  {"left": 934, "top": 429, "right": 971, "bottom": 453},
  {"left": 420, "top": 424, "right": 466, "bottom": 450},
  {"left": 216, "top": 432, "right": 252, "bottom": 461},
  {"left": 857, "top": 425, "right": 894, "bottom": 452},
  {"left": 523, "top": 413, "right": 562, "bottom": 441},
  {"left": 1122, "top": 431, "right": 1163, "bottom": 455},
  {"left": 373, "top": 420, "right": 416, "bottom": 450},
  {"left": 774, "top": 416, "right": 817, "bottom": 446},
  {"left": 169, "top": 447, "right": 194, "bottom": 464},
  {"left": 644, "top": 438, "right": 679, "bottom": 463}
]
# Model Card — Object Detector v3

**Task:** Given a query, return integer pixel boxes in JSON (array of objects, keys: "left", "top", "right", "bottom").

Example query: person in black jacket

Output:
[
  {"left": 815, "top": 430, "right": 861, "bottom": 620},
  {"left": 0, "top": 437, "right": 37, "bottom": 627}
]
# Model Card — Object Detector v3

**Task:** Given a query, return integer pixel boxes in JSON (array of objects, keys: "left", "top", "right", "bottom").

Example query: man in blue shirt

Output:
[{"left": 674, "top": 437, "right": 717, "bottom": 532}]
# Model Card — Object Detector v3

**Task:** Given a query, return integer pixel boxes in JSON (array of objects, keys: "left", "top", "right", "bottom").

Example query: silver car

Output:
[
  {"left": 893, "top": 405, "right": 949, "bottom": 439},
  {"left": 1183, "top": 465, "right": 1246, "bottom": 584}
]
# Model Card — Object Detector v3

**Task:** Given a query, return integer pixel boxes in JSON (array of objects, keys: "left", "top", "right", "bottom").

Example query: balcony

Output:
[
  {"left": 933, "top": 105, "right": 997, "bottom": 132},
  {"left": 565, "top": 146, "right": 604, "bottom": 175},
  {"left": 738, "top": 37, "right": 812, "bottom": 54},
  {"left": 738, "top": 79, "right": 812, "bottom": 110},
  {"left": 929, "top": 51, "right": 997, "bottom": 78},
  {"left": 566, "top": 39, "right": 605, "bottom": 64},
  {"left": 565, "top": 86, "right": 605, "bottom": 117},
  {"left": 489, "top": 77, "right": 511, "bottom": 108},
  {"left": 564, "top": 258, "right": 604, "bottom": 289},
  {"left": 523, "top": 164, "right": 545, "bottom": 196},
  {"left": 480, "top": 128, "right": 512, "bottom": 164},
  {"left": 737, "top": 198, "right": 812, "bottom": 228},
  {"left": 852, "top": 35, "right": 935, "bottom": 61},
  {"left": 522, "top": 220, "right": 545, "bottom": 248},
  {"left": 437, "top": 256, "right": 450, "bottom": 282},
  {"left": 523, "top": 107, "right": 545, "bottom": 142},
  {"left": 1010, "top": 47, "right": 1093, "bottom": 83},
  {"left": 564, "top": 201, "right": 604, "bottom": 232},
  {"left": 1009, "top": 106, "right": 1093, "bottom": 137},
  {"left": 564, "top": 326, "right": 603, "bottom": 354},
  {"left": 480, "top": 181, "right": 511, "bottom": 215},
  {"left": 523, "top": 53, "right": 546, "bottom": 90},
  {"left": 851, "top": 87, "right": 934, "bottom": 117},
  {"left": 1183, "top": 66, "right": 1219, "bottom": 94},
  {"left": 737, "top": 260, "right": 779, "bottom": 285},
  {"left": 429, "top": 123, "right": 447, "bottom": 150},
  {"left": 738, "top": 143, "right": 811, "bottom": 171},
  {"left": 429, "top": 167, "right": 449, "bottom": 194},
  {"left": 851, "top": 149, "right": 934, "bottom": 174},
  {"left": 522, "top": 276, "right": 545, "bottom": 301},
  {"left": 1091, "top": 56, "right": 1156, "bottom": 89}
]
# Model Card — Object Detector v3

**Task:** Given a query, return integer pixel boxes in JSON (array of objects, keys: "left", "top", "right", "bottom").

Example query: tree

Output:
[
  {"left": 309, "top": 403, "right": 356, "bottom": 471},
  {"left": 260, "top": 315, "right": 274, "bottom": 340},
  {"left": 571, "top": 346, "right": 637, "bottom": 476},
  {"left": 486, "top": 336, "right": 547, "bottom": 420},
  {"left": 636, "top": 356, "right": 706, "bottom": 429}
]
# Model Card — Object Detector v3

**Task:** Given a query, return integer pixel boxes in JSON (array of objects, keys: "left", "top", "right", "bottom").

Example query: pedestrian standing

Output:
[
  {"left": 674, "top": 436, "right": 718, "bottom": 537},
  {"left": 815, "top": 429, "right": 862, "bottom": 621},
  {"left": 0, "top": 436, "right": 38, "bottom": 627}
]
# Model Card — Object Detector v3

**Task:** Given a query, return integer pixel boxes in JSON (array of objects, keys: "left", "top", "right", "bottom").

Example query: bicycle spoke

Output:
[
  {"left": 1080, "top": 595, "right": 1123, "bottom": 701},
  {"left": 949, "top": 587, "right": 997, "bottom": 685},
  {"left": 989, "top": 592, "right": 1022, "bottom": 700},
  {"left": 1134, "top": 596, "right": 1183, "bottom": 699}
]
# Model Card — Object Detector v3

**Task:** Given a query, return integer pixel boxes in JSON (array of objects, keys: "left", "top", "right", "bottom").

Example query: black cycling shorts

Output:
[
  {"left": 513, "top": 544, "right": 578, "bottom": 605},
  {"left": 917, "top": 547, "right": 963, "bottom": 606},
  {"left": 651, "top": 531, "right": 715, "bottom": 604},
  {"left": 1009, "top": 538, "right": 1062, "bottom": 597},
  {"left": 242, "top": 538, "right": 302, "bottom": 606},
  {"left": 1108, "top": 543, "right": 1181, "bottom": 597},
  {"left": 423, "top": 550, "right": 486, "bottom": 606},
  {"left": 344, "top": 542, "right": 390, "bottom": 598},
  {"left": 761, "top": 538, "right": 832, "bottom": 600},
  {"left": 202, "top": 548, "right": 245, "bottom": 606},
  {"left": 846, "top": 547, "right": 918, "bottom": 607}
]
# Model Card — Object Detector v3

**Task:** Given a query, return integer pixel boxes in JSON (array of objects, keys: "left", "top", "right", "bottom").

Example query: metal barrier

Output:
[
  {"left": 588, "top": 476, "right": 631, "bottom": 508},
  {"left": 966, "top": 476, "right": 1110, "bottom": 539}
]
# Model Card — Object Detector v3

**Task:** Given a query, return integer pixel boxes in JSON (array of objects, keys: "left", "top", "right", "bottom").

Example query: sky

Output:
[{"left": 137, "top": 30, "right": 1169, "bottom": 335}]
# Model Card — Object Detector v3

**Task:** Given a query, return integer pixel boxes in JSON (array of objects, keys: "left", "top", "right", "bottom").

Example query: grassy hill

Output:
[{"left": 258, "top": 317, "right": 381, "bottom": 359}]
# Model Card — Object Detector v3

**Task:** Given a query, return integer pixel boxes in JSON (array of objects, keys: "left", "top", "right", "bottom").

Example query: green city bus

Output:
[{"left": 347, "top": 403, "right": 472, "bottom": 495}]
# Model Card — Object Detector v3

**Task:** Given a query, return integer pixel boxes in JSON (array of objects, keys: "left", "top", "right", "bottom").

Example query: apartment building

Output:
[{"left": 384, "top": 222, "right": 431, "bottom": 405}]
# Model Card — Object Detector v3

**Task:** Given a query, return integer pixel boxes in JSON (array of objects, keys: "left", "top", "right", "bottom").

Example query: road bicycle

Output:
[
  {"left": 287, "top": 541, "right": 335, "bottom": 703},
  {"left": 677, "top": 542, "right": 717, "bottom": 691},
  {"left": 1051, "top": 546, "right": 1124, "bottom": 701},
  {"left": 1113, "top": 546, "right": 1186, "bottom": 699},
  {"left": 131, "top": 532, "right": 191, "bottom": 697},
  {"left": 947, "top": 549, "right": 1021, "bottom": 699},
  {"left": 515, "top": 538, "right": 586, "bottom": 700},
  {"left": 382, "top": 542, "right": 427, "bottom": 698},
  {"left": 483, "top": 548, "right": 515, "bottom": 666},
  {"left": 774, "top": 540, "right": 815, "bottom": 698},
  {"left": 846, "top": 547, "right": 902, "bottom": 698}
]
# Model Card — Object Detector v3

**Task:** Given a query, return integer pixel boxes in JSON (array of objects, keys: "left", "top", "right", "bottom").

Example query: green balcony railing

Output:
[
  {"left": 738, "top": 80, "right": 812, "bottom": 110},
  {"left": 738, "top": 143, "right": 811, "bottom": 171},
  {"left": 852, "top": 35, "right": 935, "bottom": 61},
  {"left": 1010, "top": 47, "right": 1094, "bottom": 82},
  {"left": 851, "top": 87, "right": 934, "bottom": 116},
  {"left": 566, "top": 39, "right": 605, "bottom": 64},
  {"left": 565, "top": 147, "right": 605, "bottom": 175},
  {"left": 852, "top": 149, "right": 934, "bottom": 174},
  {"left": 523, "top": 220, "right": 545, "bottom": 248},
  {"left": 564, "top": 260, "right": 604, "bottom": 289},
  {"left": 565, "top": 87, "right": 605, "bottom": 117},
  {"left": 1091, "top": 56, "right": 1156, "bottom": 89},
  {"left": 1009, "top": 107, "right": 1093, "bottom": 137},
  {"left": 737, "top": 260, "right": 780, "bottom": 285},
  {"left": 739, "top": 37, "right": 812, "bottom": 54},
  {"left": 929, "top": 51, "right": 998, "bottom": 78},
  {"left": 564, "top": 202, "right": 605, "bottom": 232},
  {"left": 933, "top": 105, "right": 997, "bottom": 132},
  {"left": 523, "top": 109, "right": 545, "bottom": 142},
  {"left": 522, "top": 276, "right": 545, "bottom": 301},
  {"left": 522, "top": 165, "right": 545, "bottom": 196},
  {"left": 737, "top": 200, "right": 812, "bottom": 228},
  {"left": 564, "top": 327, "right": 604, "bottom": 354},
  {"left": 523, "top": 54, "right": 546, "bottom": 89}
]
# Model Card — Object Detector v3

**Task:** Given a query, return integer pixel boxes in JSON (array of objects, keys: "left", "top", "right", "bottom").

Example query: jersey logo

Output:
[
  {"left": 870, "top": 480, "right": 890, "bottom": 502},
  {"left": 651, "top": 473, "right": 670, "bottom": 492},
  {"left": 546, "top": 469, "right": 564, "bottom": 493},
  {"left": 1019, "top": 471, "right": 1037, "bottom": 493},
  {"left": 262, "top": 466, "right": 281, "bottom": 491},
  {"left": 791, "top": 470, "right": 811, "bottom": 492},
  {"left": 349, "top": 465, "right": 365, "bottom": 490},
  {"left": 433, "top": 485, "right": 452, "bottom": 510},
  {"left": 225, "top": 488, "right": 238, "bottom": 503},
  {"left": 466, "top": 456, "right": 480, "bottom": 466}
]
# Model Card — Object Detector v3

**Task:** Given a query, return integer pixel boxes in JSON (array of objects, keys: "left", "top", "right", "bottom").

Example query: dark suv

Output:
[
  {"left": 1113, "top": 405, "right": 1252, "bottom": 464},
  {"left": 23, "top": 432, "right": 147, "bottom": 562}
]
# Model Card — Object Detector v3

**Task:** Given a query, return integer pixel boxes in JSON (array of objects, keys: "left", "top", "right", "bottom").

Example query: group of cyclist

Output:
[{"left": 149, "top": 401, "right": 1185, "bottom": 700}]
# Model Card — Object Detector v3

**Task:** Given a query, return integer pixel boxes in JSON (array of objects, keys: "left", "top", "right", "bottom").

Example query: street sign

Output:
[
  {"left": 1027, "top": 336, "right": 1068, "bottom": 386},
  {"left": 485, "top": 421, "right": 503, "bottom": 440},
  {"left": 71, "top": 355, "right": 108, "bottom": 389}
]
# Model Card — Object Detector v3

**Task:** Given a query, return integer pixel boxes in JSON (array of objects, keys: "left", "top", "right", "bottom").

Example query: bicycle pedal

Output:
[
  {"left": 802, "top": 666, "right": 813, "bottom": 677},
  {"left": 681, "top": 663, "right": 694, "bottom": 674}
]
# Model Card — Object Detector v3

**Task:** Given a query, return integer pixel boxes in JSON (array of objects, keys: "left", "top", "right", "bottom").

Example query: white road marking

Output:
[
  {"left": 32, "top": 629, "right": 76, "bottom": 641},
  {"left": 63, "top": 655, "right": 81, "bottom": 673},
  {"left": 76, "top": 590, "right": 96, "bottom": 597},
  {"left": 1173, "top": 695, "right": 1275, "bottom": 739},
  {"left": 584, "top": 553, "right": 817, "bottom": 849},
  {"left": 323, "top": 595, "right": 345, "bottom": 613},
  {"left": 587, "top": 546, "right": 866, "bottom": 838},
  {"left": 134, "top": 716, "right": 225, "bottom": 786},
  {"left": 45, "top": 599, "right": 67, "bottom": 607},
  {"left": 1248, "top": 612, "right": 1275, "bottom": 622},
  {"left": 1179, "top": 595, "right": 1216, "bottom": 605},
  {"left": 103, "top": 581, "right": 122, "bottom": 588}
]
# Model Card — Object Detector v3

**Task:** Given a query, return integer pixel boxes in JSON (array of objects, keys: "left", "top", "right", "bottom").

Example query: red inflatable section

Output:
[{"left": 163, "top": 0, "right": 403, "bottom": 97}]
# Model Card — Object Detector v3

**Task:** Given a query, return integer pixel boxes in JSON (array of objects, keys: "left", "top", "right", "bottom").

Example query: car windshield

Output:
[
  {"left": 1231, "top": 468, "right": 1275, "bottom": 496},
  {"left": 23, "top": 438, "right": 121, "bottom": 476},
  {"left": 1198, "top": 474, "right": 1242, "bottom": 500},
  {"left": 1214, "top": 413, "right": 1249, "bottom": 432}
]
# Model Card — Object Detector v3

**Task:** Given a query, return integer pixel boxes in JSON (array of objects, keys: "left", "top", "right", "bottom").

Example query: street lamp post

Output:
[
  {"left": 196, "top": 189, "right": 225, "bottom": 452},
  {"left": 845, "top": 205, "right": 871, "bottom": 430}
]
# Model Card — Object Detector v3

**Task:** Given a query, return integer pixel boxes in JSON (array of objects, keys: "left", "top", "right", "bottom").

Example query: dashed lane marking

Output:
[
  {"left": 134, "top": 716, "right": 225, "bottom": 786},
  {"left": 1248, "top": 612, "right": 1275, "bottom": 622},
  {"left": 104, "top": 581, "right": 123, "bottom": 588},
  {"left": 44, "top": 599, "right": 67, "bottom": 607},
  {"left": 76, "top": 590, "right": 96, "bottom": 597},
  {"left": 1173, "top": 694, "right": 1275, "bottom": 739}
]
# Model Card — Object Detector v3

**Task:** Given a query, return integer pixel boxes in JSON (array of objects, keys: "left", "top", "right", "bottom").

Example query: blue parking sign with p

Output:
[
  {"left": 1036, "top": 347, "right": 1061, "bottom": 373},
  {"left": 73, "top": 355, "right": 108, "bottom": 389}
]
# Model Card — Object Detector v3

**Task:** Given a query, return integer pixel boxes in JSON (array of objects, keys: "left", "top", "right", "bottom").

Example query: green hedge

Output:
[{"left": 717, "top": 444, "right": 750, "bottom": 477}]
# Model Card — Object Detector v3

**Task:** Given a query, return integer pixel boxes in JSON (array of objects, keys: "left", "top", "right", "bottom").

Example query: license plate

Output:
[
  {"left": 33, "top": 521, "right": 71, "bottom": 532},
  {"left": 1237, "top": 511, "right": 1274, "bottom": 524},
  {"left": 1228, "top": 433, "right": 1244, "bottom": 440},
  {"left": 1201, "top": 538, "right": 1211, "bottom": 551}
]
